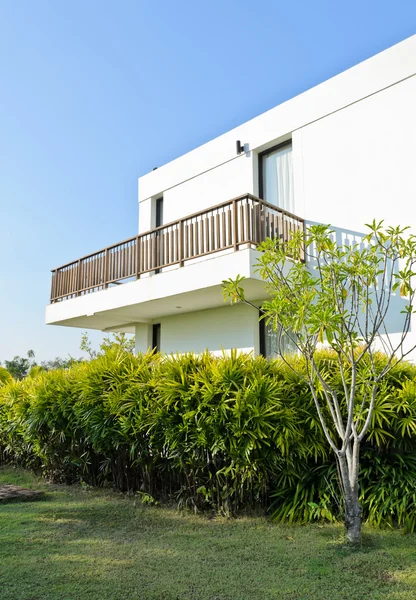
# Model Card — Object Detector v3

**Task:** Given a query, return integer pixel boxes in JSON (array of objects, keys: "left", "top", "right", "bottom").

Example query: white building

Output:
[{"left": 45, "top": 35, "right": 416, "bottom": 358}]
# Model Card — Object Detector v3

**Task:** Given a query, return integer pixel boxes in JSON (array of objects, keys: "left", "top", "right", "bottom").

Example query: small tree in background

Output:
[
  {"left": 1, "top": 333, "right": 134, "bottom": 380},
  {"left": 80, "top": 331, "right": 135, "bottom": 359},
  {"left": 223, "top": 221, "right": 416, "bottom": 544},
  {"left": 2, "top": 350, "right": 36, "bottom": 380}
]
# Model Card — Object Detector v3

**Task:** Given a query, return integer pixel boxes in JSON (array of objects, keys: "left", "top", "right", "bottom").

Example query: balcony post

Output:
[
  {"left": 136, "top": 236, "right": 140, "bottom": 279},
  {"left": 232, "top": 198, "right": 238, "bottom": 251},
  {"left": 76, "top": 259, "right": 82, "bottom": 297},
  {"left": 179, "top": 219, "right": 184, "bottom": 266},
  {"left": 104, "top": 249, "right": 109, "bottom": 289},
  {"left": 50, "top": 270, "right": 56, "bottom": 303}
]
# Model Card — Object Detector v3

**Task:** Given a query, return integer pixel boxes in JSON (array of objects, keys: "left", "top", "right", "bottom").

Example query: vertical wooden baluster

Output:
[
  {"left": 199, "top": 216, "right": 205, "bottom": 254},
  {"left": 204, "top": 217, "right": 209, "bottom": 254},
  {"left": 227, "top": 207, "right": 232, "bottom": 246},
  {"left": 209, "top": 214, "right": 214, "bottom": 251},
  {"left": 91, "top": 257, "right": 95, "bottom": 290},
  {"left": 135, "top": 237, "right": 140, "bottom": 278},
  {"left": 185, "top": 223, "right": 189, "bottom": 259},
  {"left": 169, "top": 229, "right": 173, "bottom": 264},
  {"left": 85, "top": 260, "right": 89, "bottom": 293},
  {"left": 255, "top": 202, "right": 260, "bottom": 244},
  {"left": 175, "top": 226, "right": 179, "bottom": 263},
  {"left": 179, "top": 220, "right": 184, "bottom": 267},
  {"left": 232, "top": 199, "right": 238, "bottom": 250},
  {"left": 151, "top": 233, "right": 156, "bottom": 271},
  {"left": 50, "top": 271, "right": 55, "bottom": 302},
  {"left": 240, "top": 202, "right": 244, "bottom": 244},
  {"left": 189, "top": 222, "right": 194, "bottom": 257},
  {"left": 93, "top": 256, "right": 97, "bottom": 289},
  {"left": 103, "top": 249, "right": 108, "bottom": 288},
  {"left": 194, "top": 220, "right": 199, "bottom": 256},
  {"left": 146, "top": 237, "right": 150, "bottom": 271},
  {"left": 76, "top": 259, "right": 82, "bottom": 296}
]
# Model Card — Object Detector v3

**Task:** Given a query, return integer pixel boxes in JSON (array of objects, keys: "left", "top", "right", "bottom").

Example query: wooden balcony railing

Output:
[{"left": 50, "top": 194, "right": 304, "bottom": 303}]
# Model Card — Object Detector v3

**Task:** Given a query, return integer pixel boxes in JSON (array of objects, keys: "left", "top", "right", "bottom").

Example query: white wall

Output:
[
  {"left": 139, "top": 153, "right": 255, "bottom": 232},
  {"left": 135, "top": 303, "right": 261, "bottom": 355},
  {"left": 163, "top": 153, "right": 255, "bottom": 225},
  {"left": 138, "top": 35, "right": 416, "bottom": 231},
  {"left": 299, "top": 75, "right": 416, "bottom": 231}
]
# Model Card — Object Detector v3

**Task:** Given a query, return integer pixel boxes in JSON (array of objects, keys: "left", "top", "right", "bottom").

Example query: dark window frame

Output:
[
  {"left": 259, "top": 313, "right": 266, "bottom": 357},
  {"left": 155, "top": 196, "right": 163, "bottom": 228},
  {"left": 155, "top": 197, "right": 163, "bottom": 273},
  {"left": 152, "top": 323, "right": 161, "bottom": 352},
  {"left": 258, "top": 139, "right": 292, "bottom": 200}
]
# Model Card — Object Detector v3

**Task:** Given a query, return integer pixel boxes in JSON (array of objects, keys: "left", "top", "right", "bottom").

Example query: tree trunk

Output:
[
  {"left": 344, "top": 489, "right": 362, "bottom": 544},
  {"left": 337, "top": 450, "right": 362, "bottom": 544}
]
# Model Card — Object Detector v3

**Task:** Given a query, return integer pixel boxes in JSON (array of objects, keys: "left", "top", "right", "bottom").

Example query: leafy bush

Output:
[{"left": 0, "top": 347, "right": 415, "bottom": 529}]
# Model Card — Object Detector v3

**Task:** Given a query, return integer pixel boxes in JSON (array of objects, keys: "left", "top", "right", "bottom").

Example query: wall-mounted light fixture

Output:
[{"left": 236, "top": 140, "right": 246, "bottom": 155}]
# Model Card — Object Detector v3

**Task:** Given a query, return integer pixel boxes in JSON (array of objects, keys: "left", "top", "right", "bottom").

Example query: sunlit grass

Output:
[{"left": 0, "top": 467, "right": 415, "bottom": 600}]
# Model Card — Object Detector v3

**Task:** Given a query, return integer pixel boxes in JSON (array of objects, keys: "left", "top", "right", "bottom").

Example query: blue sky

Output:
[{"left": 1, "top": 1, "right": 415, "bottom": 362}]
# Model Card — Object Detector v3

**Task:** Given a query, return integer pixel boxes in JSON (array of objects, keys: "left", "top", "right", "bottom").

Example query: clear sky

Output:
[{"left": 0, "top": 0, "right": 415, "bottom": 362}]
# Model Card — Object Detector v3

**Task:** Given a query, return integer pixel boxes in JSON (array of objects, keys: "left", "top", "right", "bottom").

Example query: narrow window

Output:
[
  {"left": 259, "top": 141, "right": 294, "bottom": 213},
  {"left": 152, "top": 324, "right": 161, "bottom": 352},
  {"left": 155, "top": 197, "right": 163, "bottom": 228}
]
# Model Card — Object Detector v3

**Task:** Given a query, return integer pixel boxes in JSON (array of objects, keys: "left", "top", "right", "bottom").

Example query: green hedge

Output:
[{"left": 1, "top": 349, "right": 415, "bottom": 529}]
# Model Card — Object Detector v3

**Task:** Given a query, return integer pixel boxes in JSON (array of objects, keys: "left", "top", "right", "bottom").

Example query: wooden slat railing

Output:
[{"left": 50, "top": 194, "right": 304, "bottom": 303}]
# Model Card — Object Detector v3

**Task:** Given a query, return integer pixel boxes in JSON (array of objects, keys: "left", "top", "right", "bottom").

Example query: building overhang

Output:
[{"left": 45, "top": 248, "right": 267, "bottom": 333}]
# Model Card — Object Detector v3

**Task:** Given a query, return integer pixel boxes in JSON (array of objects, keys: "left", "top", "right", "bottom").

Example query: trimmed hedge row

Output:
[{"left": 1, "top": 348, "right": 415, "bottom": 529}]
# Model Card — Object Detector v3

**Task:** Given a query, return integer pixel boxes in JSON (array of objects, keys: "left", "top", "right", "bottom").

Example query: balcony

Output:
[{"left": 50, "top": 194, "right": 304, "bottom": 304}]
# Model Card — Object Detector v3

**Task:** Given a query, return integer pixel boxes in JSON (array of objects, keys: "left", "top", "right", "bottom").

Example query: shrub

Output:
[{"left": 0, "top": 348, "right": 415, "bottom": 529}]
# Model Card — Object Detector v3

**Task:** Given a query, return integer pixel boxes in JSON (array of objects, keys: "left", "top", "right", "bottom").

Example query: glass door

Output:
[{"left": 260, "top": 142, "right": 294, "bottom": 213}]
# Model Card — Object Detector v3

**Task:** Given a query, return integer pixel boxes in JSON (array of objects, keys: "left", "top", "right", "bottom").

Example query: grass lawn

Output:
[{"left": 0, "top": 467, "right": 415, "bottom": 600}]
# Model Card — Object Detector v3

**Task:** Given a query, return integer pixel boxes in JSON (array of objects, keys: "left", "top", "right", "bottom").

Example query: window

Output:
[
  {"left": 259, "top": 141, "right": 294, "bottom": 213},
  {"left": 152, "top": 324, "right": 161, "bottom": 352},
  {"left": 260, "top": 319, "right": 297, "bottom": 359},
  {"left": 155, "top": 196, "right": 163, "bottom": 228}
]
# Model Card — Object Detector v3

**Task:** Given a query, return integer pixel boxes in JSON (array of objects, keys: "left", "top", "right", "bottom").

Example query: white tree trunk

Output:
[{"left": 338, "top": 444, "right": 361, "bottom": 544}]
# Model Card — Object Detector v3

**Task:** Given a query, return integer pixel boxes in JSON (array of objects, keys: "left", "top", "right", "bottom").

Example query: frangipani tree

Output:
[{"left": 223, "top": 221, "right": 416, "bottom": 544}]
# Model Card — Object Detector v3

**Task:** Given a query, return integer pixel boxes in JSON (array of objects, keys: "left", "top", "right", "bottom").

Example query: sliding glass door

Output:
[{"left": 260, "top": 142, "right": 294, "bottom": 213}]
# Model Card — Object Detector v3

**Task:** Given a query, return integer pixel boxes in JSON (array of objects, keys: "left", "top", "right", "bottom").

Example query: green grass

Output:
[{"left": 0, "top": 467, "right": 415, "bottom": 600}]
